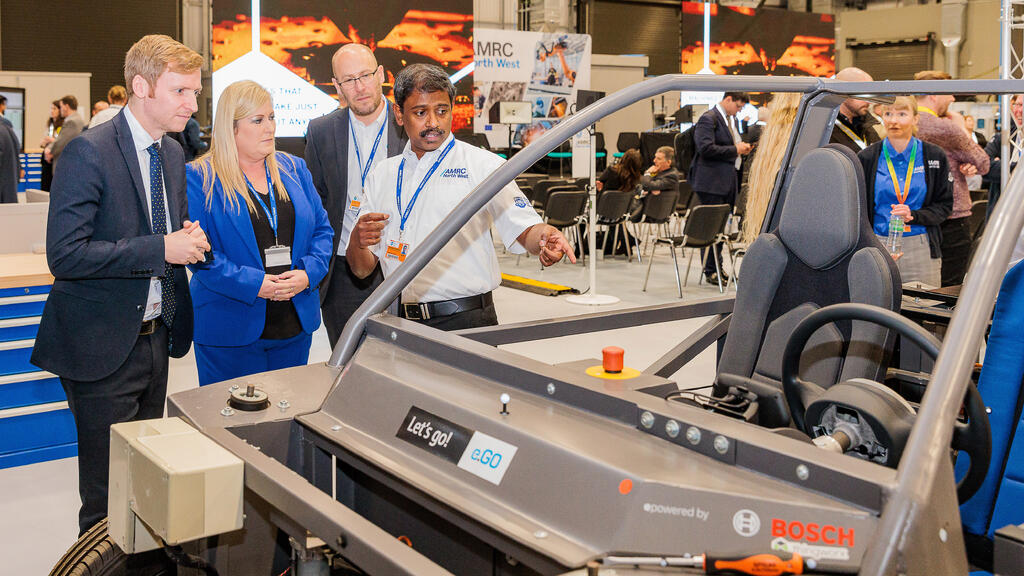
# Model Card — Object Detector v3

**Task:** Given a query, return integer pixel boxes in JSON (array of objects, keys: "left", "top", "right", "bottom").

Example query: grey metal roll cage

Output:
[{"left": 322, "top": 75, "right": 1024, "bottom": 574}]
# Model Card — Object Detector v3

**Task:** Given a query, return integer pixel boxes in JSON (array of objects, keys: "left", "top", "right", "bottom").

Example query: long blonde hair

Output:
[
  {"left": 193, "top": 80, "right": 292, "bottom": 213},
  {"left": 742, "top": 92, "right": 802, "bottom": 243}
]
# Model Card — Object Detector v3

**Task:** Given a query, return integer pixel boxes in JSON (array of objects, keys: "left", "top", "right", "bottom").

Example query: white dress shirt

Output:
[
  {"left": 362, "top": 134, "right": 541, "bottom": 303},
  {"left": 123, "top": 105, "right": 172, "bottom": 321},
  {"left": 340, "top": 104, "right": 389, "bottom": 255}
]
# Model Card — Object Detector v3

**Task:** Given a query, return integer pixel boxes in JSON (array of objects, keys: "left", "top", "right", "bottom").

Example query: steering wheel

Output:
[{"left": 780, "top": 303, "right": 991, "bottom": 503}]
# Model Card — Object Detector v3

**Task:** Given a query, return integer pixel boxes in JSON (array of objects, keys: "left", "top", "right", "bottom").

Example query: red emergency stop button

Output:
[{"left": 603, "top": 346, "right": 624, "bottom": 374}]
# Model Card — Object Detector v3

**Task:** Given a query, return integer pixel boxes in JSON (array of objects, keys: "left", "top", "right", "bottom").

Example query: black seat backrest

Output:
[
  {"left": 640, "top": 190, "right": 678, "bottom": 224},
  {"left": 595, "top": 132, "right": 606, "bottom": 151},
  {"left": 459, "top": 133, "right": 490, "bottom": 150},
  {"left": 714, "top": 145, "right": 901, "bottom": 427},
  {"left": 616, "top": 132, "right": 641, "bottom": 154},
  {"left": 532, "top": 179, "right": 569, "bottom": 211},
  {"left": 596, "top": 190, "right": 633, "bottom": 223},
  {"left": 680, "top": 204, "right": 731, "bottom": 247},
  {"left": 544, "top": 190, "right": 589, "bottom": 227},
  {"left": 676, "top": 180, "right": 695, "bottom": 212}
]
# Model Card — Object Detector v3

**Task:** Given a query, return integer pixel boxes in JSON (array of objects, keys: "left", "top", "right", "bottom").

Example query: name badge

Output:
[
  {"left": 265, "top": 245, "right": 291, "bottom": 268},
  {"left": 385, "top": 239, "right": 410, "bottom": 262},
  {"left": 348, "top": 196, "right": 361, "bottom": 211}
]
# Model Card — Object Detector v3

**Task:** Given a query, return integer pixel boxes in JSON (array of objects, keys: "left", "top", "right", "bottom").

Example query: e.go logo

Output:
[
  {"left": 471, "top": 448, "right": 502, "bottom": 468},
  {"left": 733, "top": 509, "right": 761, "bottom": 537}
]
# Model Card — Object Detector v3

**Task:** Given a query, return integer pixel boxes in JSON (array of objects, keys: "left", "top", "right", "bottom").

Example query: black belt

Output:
[
  {"left": 402, "top": 292, "right": 493, "bottom": 321},
  {"left": 140, "top": 317, "right": 162, "bottom": 336}
]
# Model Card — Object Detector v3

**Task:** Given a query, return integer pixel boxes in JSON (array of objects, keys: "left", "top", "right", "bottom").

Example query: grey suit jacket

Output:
[
  {"left": 304, "top": 106, "right": 406, "bottom": 295},
  {"left": 31, "top": 109, "right": 193, "bottom": 381},
  {"left": 50, "top": 113, "right": 86, "bottom": 166}
]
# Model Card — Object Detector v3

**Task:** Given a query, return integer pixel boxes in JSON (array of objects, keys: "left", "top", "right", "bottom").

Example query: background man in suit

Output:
[
  {"left": 0, "top": 110, "right": 18, "bottom": 203},
  {"left": 31, "top": 34, "right": 209, "bottom": 537},
  {"left": 829, "top": 67, "right": 882, "bottom": 152},
  {"left": 306, "top": 43, "right": 405, "bottom": 347},
  {"left": 44, "top": 94, "right": 86, "bottom": 168},
  {"left": 689, "top": 91, "right": 750, "bottom": 285}
]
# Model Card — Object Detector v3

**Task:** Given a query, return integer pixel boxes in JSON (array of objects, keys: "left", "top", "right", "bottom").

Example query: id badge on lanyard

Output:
[
  {"left": 385, "top": 239, "right": 410, "bottom": 262},
  {"left": 350, "top": 104, "right": 388, "bottom": 214},
  {"left": 246, "top": 163, "right": 292, "bottom": 269}
]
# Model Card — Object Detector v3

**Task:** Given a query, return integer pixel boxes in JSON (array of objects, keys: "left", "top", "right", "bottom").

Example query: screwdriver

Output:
[{"left": 603, "top": 552, "right": 809, "bottom": 575}]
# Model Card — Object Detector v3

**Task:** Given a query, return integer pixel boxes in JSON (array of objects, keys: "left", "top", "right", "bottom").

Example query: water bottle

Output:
[{"left": 886, "top": 214, "right": 904, "bottom": 256}]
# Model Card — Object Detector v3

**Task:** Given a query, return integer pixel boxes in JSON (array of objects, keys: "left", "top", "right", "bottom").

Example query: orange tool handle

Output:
[{"left": 704, "top": 553, "right": 804, "bottom": 576}]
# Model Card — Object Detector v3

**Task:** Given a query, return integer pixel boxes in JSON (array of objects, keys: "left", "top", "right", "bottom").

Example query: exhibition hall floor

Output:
[{"left": 0, "top": 244, "right": 732, "bottom": 574}]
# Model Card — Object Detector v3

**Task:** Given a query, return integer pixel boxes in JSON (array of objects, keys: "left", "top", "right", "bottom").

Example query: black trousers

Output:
[
  {"left": 61, "top": 324, "right": 169, "bottom": 537},
  {"left": 940, "top": 216, "right": 972, "bottom": 287},
  {"left": 410, "top": 302, "right": 498, "bottom": 331},
  {"left": 321, "top": 256, "right": 383, "bottom": 348},
  {"left": 695, "top": 189, "right": 734, "bottom": 276}
]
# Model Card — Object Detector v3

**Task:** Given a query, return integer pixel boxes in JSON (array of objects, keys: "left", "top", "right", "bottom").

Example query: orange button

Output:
[{"left": 603, "top": 346, "right": 624, "bottom": 373}]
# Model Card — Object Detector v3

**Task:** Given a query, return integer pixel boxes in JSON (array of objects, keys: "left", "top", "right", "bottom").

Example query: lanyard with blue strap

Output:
[
  {"left": 244, "top": 161, "right": 280, "bottom": 245},
  {"left": 883, "top": 138, "right": 918, "bottom": 233},
  {"left": 396, "top": 138, "right": 456, "bottom": 241},
  {"left": 350, "top": 100, "right": 388, "bottom": 189}
]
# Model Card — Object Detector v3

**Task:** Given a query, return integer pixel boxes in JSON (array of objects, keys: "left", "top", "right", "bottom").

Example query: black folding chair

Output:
[
  {"left": 543, "top": 190, "right": 589, "bottom": 264},
  {"left": 630, "top": 190, "right": 678, "bottom": 263},
  {"left": 531, "top": 179, "right": 570, "bottom": 213},
  {"left": 595, "top": 190, "right": 635, "bottom": 260},
  {"left": 643, "top": 204, "right": 732, "bottom": 297}
]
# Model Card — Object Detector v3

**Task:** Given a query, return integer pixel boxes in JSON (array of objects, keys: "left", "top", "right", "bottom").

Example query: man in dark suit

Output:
[
  {"left": 30, "top": 35, "right": 209, "bottom": 537},
  {"left": 689, "top": 92, "right": 751, "bottom": 284},
  {"left": 829, "top": 67, "right": 882, "bottom": 153},
  {"left": 306, "top": 43, "right": 405, "bottom": 347},
  {"left": 0, "top": 117, "right": 17, "bottom": 204}
]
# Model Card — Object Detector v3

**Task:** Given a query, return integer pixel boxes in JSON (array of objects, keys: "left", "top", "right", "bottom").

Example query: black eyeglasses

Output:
[{"left": 337, "top": 70, "right": 378, "bottom": 89}]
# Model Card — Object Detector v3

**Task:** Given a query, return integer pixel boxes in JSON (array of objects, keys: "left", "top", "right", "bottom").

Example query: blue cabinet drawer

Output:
[
  {"left": 0, "top": 290, "right": 49, "bottom": 320},
  {"left": 0, "top": 404, "right": 77, "bottom": 469},
  {"left": 0, "top": 317, "right": 40, "bottom": 342},
  {"left": 0, "top": 371, "right": 64, "bottom": 410},
  {"left": 0, "top": 340, "right": 36, "bottom": 377}
]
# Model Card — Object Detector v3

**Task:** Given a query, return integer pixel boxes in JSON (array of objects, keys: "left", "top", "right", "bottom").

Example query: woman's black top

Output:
[{"left": 248, "top": 186, "right": 302, "bottom": 340}]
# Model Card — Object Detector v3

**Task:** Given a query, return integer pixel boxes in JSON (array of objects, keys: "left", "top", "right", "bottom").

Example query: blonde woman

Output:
[
  {"left": 742, "top": 92, "right": 801, "bottom": 243},
  {"left": 186, "top": 80, "right": 333, "bottom": 385},
  {"left": 858, "top": 96, "right": 952, "bottom": 286}
]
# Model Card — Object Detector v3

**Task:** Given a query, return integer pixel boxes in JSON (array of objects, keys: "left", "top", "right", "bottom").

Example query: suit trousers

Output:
[
  {"left": 195, "top": 331, "right": 312, "bottom": 386},
  {"left": 61, "top": 324, "right": 169, "bottom": 537},
  {"left": 940, "top": 216, "right": 972, "bottom": 287},
  {"left": 695, "top": 189, "right": 733, "bottom": 276},
  {"left": 322, "top": 256, "right": 383, "bottom": 348}
]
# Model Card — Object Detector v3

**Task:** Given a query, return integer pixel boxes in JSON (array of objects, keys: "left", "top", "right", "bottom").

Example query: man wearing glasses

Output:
[{"left": 306, "top": 43, "right": 406, "bottom": 346}]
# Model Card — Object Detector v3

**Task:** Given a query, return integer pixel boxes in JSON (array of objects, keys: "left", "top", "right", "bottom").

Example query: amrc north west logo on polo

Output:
[{"left": 732, "top": 509, "right": 761, "bottom": 537}]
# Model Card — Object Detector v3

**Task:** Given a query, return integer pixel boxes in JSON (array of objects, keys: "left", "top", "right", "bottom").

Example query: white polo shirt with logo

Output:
[{"left": 362, "top": 134, "right": 541, "bottom": 303}]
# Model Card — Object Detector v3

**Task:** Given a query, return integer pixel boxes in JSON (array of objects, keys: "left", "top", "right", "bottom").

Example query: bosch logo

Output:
[
  {"left": 441, "top": 168, "right": 469, "bottom": 179},
  {"left": 470, "top": 448, "right": 503, "bottom": 469},
  {"left": 514, "top": 196, "right": 528, "bottom": 208},
  {"left": 772, "top": 519, "right": 855, "bottom": 547},
  {"left": 732, "top": 509, "right": 761, "bottom": 537}
]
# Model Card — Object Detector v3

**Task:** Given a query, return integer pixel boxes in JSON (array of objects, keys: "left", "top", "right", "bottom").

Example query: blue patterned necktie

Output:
[{"left": 146, "top": 143, "right": 175, "bottom": 328}]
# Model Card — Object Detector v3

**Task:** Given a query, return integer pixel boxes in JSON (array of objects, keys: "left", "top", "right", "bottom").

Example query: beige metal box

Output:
[{"left": 109, "top": 417, "right": 244, "bottom": 553}]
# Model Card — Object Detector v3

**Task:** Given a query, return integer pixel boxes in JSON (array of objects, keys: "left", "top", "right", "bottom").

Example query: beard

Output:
[{"left": 345, "top": 92, "right": 383, "bottom": 117}]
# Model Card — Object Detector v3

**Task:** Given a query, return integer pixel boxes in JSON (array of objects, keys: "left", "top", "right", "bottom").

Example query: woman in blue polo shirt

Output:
[{"left": 858, "top": 96, "right": 953, "bottom": 286}]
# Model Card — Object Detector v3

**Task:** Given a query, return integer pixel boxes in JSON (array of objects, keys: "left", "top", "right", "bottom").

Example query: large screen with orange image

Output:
[
  {"left": 212, "top": 1, "right": 473, "bottom": 137},
  {"left": 681, "top": 2, "right": 834, "bottom": 77}
]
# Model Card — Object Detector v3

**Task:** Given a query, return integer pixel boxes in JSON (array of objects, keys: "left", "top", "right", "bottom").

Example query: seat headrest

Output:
[{"left": 778, "top": 146, "right": 863, "bottom": 270}]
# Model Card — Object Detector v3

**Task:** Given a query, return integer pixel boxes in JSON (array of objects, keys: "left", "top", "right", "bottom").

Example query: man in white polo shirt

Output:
[{"left": 348, "top": 63, "right": 575, "bottom": 330}]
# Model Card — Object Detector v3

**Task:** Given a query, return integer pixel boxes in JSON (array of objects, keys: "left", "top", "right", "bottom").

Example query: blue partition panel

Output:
[
  {"left": 0, "top": 408, "right": 77, "bottom": 469},
  {"left": 0, "top": 374, "right": 64, "bottom": 410}
]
